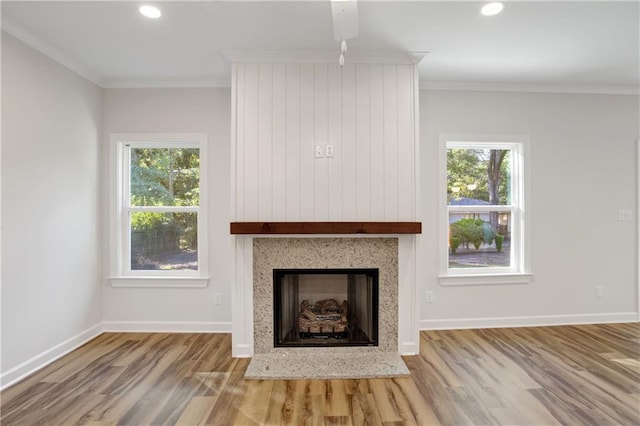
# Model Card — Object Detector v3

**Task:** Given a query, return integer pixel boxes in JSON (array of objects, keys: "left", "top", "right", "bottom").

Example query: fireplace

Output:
[
  {"left": 239, "top": 236, "right": 417, "bottom": 379},
  {"left": 250, "top": 237, "right": 400, "bottom": 354},
  {"left": 273, "top": 268, "right": 379, "bottom": 348}
]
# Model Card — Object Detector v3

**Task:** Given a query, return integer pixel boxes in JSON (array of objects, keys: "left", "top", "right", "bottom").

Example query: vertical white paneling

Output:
[
  {"left": 271, "top": 63, "right": 287, "bottom": 220},
  {"left": 234, "top": 63, "right": 246, "bottom": 220},
  {"left": 232, "top": 236, "right": 253, "bottom": 357},
  {"left": 355, "top": 64, "right": 371, "bottom": 220},
  {"left": 286, "top": 63, "right": 301, "bottom": 220},
  {"left": 396, "top": 65, "right": 414, "bottom": 220},
  {"left": 300, "top": 63, "right": 315, "bottom": 219},
  {"left": 341, "top": 64, "right": 357, "bottom": 220},
  {"left": 230, "top": 63, "right": 238, "bottom": 221},
  {"left": 398, "top": 235, "right": 419, "bottom": 354},
  {"left": 327, "top": 64, "right": 343, "bottom": 220},
  {"left": 383, "top": 65, "right": 399, "bottom": 220},
  {"left": 243, "top": 63, "right": 260, "bottom": 220},
  {"left": 257, "top": 63, "right": 273, "bottom": 219},
  {"left": 232, "top": 60, "right": 418, "bottom": 223},
  {"left": 369, "top": 64, "right": 385, "bottom": 220},
  {"left": 313, "top": 64, "right": 329, "bottom": 220}
]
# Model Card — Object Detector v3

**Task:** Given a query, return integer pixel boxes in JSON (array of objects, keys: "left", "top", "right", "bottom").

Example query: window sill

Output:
[
  {"left": 438, "top": 273, "right": 533, "bottom": 286},
  {"left": 108, "top": 276, "right": 210, "bottom": 288}
]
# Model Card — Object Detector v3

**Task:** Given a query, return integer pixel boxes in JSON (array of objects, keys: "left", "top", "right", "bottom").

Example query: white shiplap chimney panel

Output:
[
  {"left": 355, "top": 64, "right": 371, "bottom": 220},
  {"left": 313, "top": 63, "right": 330, "bottom": 220},
  {"left": 257, "top": 62, "right": 273, "bottom": 220},
  {"left": 271, "top": 63, "right": 287, "bottom": 221},
  {"left": 232, "top": 61, "right": 419, "bottom": 222}
]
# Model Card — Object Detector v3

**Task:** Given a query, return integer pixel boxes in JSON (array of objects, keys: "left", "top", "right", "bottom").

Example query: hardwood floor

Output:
[{"left": 1, "top": 323, "right": 638, "bottom": 425}]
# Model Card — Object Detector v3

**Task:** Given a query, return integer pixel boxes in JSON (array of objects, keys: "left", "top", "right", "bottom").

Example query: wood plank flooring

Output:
[{"left": 1, "top": 323, "right": 638, "bottom": 425}]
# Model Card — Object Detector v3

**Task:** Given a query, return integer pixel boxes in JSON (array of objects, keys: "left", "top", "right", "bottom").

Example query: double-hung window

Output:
[
  {"left": 439, "top": 135, "right": 531, "bottom": 285},
  {"left": 109, "top": 133, "right": 208, "bottom": 286}
]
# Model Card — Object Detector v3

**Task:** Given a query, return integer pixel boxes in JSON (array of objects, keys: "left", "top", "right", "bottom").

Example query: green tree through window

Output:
[
  {"left": 447, "top": 146, "right": 513, "bottom": 269},
  {"left": 128, "top": 147, "right": 200, "bottom": 271}
]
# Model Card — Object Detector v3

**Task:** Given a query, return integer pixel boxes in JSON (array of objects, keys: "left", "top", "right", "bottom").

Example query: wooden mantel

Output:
[{"left": 230, "top": 222, "right": 422, "bottom": 235}]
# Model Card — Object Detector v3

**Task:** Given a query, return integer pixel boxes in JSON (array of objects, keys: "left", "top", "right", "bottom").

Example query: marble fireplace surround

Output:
[{"left": 253, "top": 237, "right": 398, "bottom": 354}]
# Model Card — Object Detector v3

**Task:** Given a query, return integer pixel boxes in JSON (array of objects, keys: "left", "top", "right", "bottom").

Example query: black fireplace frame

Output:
[{"left": 273, "top": 268, "right": 379, "bottom": 348}]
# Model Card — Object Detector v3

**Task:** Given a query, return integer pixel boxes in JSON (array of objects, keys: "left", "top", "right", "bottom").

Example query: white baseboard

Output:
[
  {"left": 233, "top": 343, "right": 253, "bottom": 358},
  {"left": 1, "top": 322, "right": 104, "bottom": 391},
  {"left": 399, "top": 342, "right": 419, "bottom": 356},
  {"left": 102, "top": 321, "right": 232, "bottom": 333},
  {"left": 420, "top": 312, "right": 639, "bottom": 330}
]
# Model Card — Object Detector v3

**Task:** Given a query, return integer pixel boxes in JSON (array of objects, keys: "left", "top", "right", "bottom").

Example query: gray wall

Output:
[
  {"left": 420, "top": 89, "right": 639, "bottom": 327},
  {"left": 101, "top": 88, "right": 233, "bottom": 328},
  {"left": 1, "top": 33, "right": 103, "bottom": 385}
]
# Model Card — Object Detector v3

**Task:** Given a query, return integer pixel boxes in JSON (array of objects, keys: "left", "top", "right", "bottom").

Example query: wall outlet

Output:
[
  {"left": 425, "top": 291, "right": 434, "bottom": 303},
  {"left": 214, "top": 292, "right": 222, "bottom": 305},
  {"left": 595, "top": 286, "right": 604, "bottom": 298},
  {"left": 315, "top": 145, "right": 324, "bottom": 158}
]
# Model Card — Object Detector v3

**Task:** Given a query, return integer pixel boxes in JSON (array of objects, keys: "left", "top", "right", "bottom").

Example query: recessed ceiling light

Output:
[
  {"left": 139, "top": 5, "right": 161, "bottom": 19},
  {"left": 481, "top": 2, "right": 504, "bottom": 16}
]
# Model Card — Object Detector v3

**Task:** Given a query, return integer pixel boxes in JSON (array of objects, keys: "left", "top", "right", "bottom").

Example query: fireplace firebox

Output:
[{"left": 273, "top": 268, "right": 379, "bottom": 348}]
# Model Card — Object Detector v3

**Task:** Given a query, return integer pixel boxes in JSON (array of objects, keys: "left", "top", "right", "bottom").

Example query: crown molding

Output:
[
  {"left": 421, "top": 80, "right": 640, "bottom": 96},
  {"left": 103, "top": 77, "right": 231, "bottom": 89},
  {"left": 223, "top": 49, "right": 427, "bottom": 65},
  {"left": 1, "top": 24, "right": 105, "bottom": 87},
  {"left": 4, "top": 21, "right": 633, "bottom": 95}
]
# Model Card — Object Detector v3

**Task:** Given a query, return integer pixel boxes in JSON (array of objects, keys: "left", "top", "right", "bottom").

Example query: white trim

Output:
[
  {"left": 108, "top": 276, "right": 210, "bottom": 288},
  {"left": 109, "top": 133, "right": 209, "bottom": 281},
  {"left": 439, "top": 134, "right": 532, "bottom": 279},
  {"left": 411, "top": 63, "right": 422, "bottom": 357},
  {"left": 102, "top": 321, "right": 231, "bottom": 333},
  {"left": 421, "top": 80, "right": 640, "bottom": 96},
  {"left": 2, "top": 21, "right": 105, "bottom": 87},
  {"left": 233, "top": 344, "right": 253, "bottom": 358},
  {"left": 6, "top": 16, "right": 636, "bottom": 96},
  {"left": 231, "top": 236, "right": 254, "bottom": 358},
  {"left": 448, "top": 205, "right": 514, "bottom": 213},
  {"left": 222, "top": 50, "right": 427, "bottom": 65},
  {"left": 399, "top": 342, "right": 418, "bottom": 356},
  {"left": 439, "top": 273, "right": 533, "bottom": 286},
  {"left": 230, "top": 62, "right": 239, "bottom": 221},
  {"left": 0, "top": 323, "right": 104, "bottom": 391},
  {"left": 420, "top": 312, "right": 639, "bottom": 331},
  {"left": 398, "top": 236, "right": 419, "bottom": 355},
  {"left": 637, "top": 138, "right": 640, "bottom": 321},
  {"left": 103, "top": 77, "right": 231, "bottom": 89}
]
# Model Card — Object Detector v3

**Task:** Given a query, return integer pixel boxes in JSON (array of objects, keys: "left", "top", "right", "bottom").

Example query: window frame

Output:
[
  {"left": 108, "top": 133, "right": 209, "bottom": 287},
  {"left": 438, "top": 134, "right": 532, "bottom": 286}
]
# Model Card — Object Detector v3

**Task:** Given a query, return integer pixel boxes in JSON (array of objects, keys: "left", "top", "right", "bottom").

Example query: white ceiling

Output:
[{"left": 2, "top": 1, "right": 639, "bottom": 93}]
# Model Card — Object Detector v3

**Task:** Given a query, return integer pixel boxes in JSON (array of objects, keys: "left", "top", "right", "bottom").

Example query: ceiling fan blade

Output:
[{"left": 331, "top": 0, "right": 359, "bottom": 41}]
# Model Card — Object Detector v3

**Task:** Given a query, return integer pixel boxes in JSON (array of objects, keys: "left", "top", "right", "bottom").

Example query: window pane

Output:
[
  {"left": 130, "top": 148, "right": 200, "bottom": 207},
  {"left": 447, "top": 148, "right": 511, "bottom": 206},
  {"left": 448, "top": 211, "right": 511, "bottom": 268},
  {"left": 130, "top": 212, "right": 198, "bottom": 270}
]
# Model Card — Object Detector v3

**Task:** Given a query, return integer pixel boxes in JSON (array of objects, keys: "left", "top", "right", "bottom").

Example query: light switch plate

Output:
[{"left": 326, "top": 144, "right": 334, "bottom": 157}]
